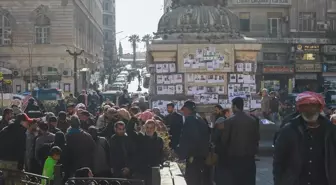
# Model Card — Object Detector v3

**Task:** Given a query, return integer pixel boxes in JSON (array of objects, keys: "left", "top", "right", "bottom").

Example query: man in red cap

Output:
[
  {"left": 273, "top": 91, "right": 336, "bottom": 185},
  {"left": 0, "top": 113, "right": 33, "bottom": 174}
]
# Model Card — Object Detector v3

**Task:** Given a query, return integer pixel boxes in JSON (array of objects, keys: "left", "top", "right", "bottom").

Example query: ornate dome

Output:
[{"left": 155, "top": 5, "right": 241, "bottom": 39}]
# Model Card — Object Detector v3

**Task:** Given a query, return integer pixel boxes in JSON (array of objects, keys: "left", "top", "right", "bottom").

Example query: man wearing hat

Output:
[{"left": 176, "top": 100, "right": 209, "bottom": 185}]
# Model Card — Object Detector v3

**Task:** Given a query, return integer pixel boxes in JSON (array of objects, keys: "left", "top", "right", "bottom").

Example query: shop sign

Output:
[
  {"left": 295, "top": 74, "right": 317, "bottom": 80},
  {"left": 323, "top": 45, "right": 336, "bottom": 54},
  {"left": 295, "top": 63, "right": 322, "bottom": 72},
  {"left": 323, "top": 63, "right": 336, "bottom": 72},
  {"left": 263, "top": 65, "right": 294, "bottom": 73},
  {"left": 296, "top": 45, "right": 320, "bottom": 53},
  {"left": 235, "top": 51, "right": 257, "bottom": 62},
  {"left": 235, "top": 0, "right": 290, "bottom": 4}
]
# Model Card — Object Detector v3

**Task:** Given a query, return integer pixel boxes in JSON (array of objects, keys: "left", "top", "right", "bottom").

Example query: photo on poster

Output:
[
  {"left": 175, "top": 74, "right": 183, "bottom": 83},
  {"left": 237, "top": 74, "right": 244, "bottom": 83},
  {"left": 169, "top": 75, "right": 175, "bottom": 84},
  {"left": 243, "top": 84, "right": 250, "bottom": 94},
  {"left": 156, "top": 75, "right": 163, "bottom": 84},
  {"left": 236, "top": 63, "right": 244, "bottom": 72},
  {"left": 156, "top": 64, "right": 163, "bottom": 73},
  {"left": 194, "top": 94, "right": 201, "bottom": 104},
  {"left": 207, "top": 61, "right": 214, "bottom": 71},
  {"left": 216, "top": 86, "right": 225, "bottom": 94},
  {"left": 245, "top": 63, "right": 252, "bottom": 72},
  {"left": 169, "top": 63, "right": 176, "bottom": 73},
  {"left": 228, "top": 84, "right": 234, "bottom": 93},
  {"left": 197, "top": 86, "right": 206, "bottom": 94},
  {"left": 163, "top": 75, "right": 170, "bottom": 84},
  {"left": 229, "top": 74, "right": 236, "bottom": 83},
  {"left": 217, "top": 74, "right": 225, "bottom": 83},
  {"left": 250, "top": 75, "right": 255, "bottom": 84},
  {"left": 168, "top": 85, "right": 175, "bottom": 95},
  {"left": 199, "top": 74, "right": 207, "bottom": 83},
  {"left": 249, "top": 84, "right": 256, "bottom": 93},
  {"left": 176, "top": 84, "right": 183, "bottom": 94},
  {"left": 243, "top": 75, "right": 250, "bottom": 84},
  {"left": 218, "top": 55, "right": 225, "bottom": 64},
  {"left": 192, "top": 58, "right": 199, "bottom": 69},
  {"left": 213, "top": 60, "right": 220, "bottom": 69},
  {"left": 162, "top": 63, "right": 169, "bottom": 73},
  {"left": 184, "top": 58, "right": 190, "bottom": 68},
  {"left": 196, "top": 49, "right": 203, "bottom": 58},
  {"left": 187, "top": 86, "right": 195, "bottom": 95},
  {"left": 206, "top": 86, "right": 216, "bottom": 93},
  {"left": 163, "top": 86, "right": 168, "bottom": 94},
  {"left": 157, "top": 86, "right": 163, "bottom": 94},
  {"left": 207, "top": 74, "right": 215, "bottom": 83},
  {"left": 210, "top": 94, "right": 219, "bottom": 104},
  {"left": 187, "top": 73, "right": 194, "bottom": 82}
]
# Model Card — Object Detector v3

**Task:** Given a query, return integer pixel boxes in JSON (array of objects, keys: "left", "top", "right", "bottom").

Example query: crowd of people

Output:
[
  {"left": 0, "top": 95, "right": 171, "bottom": 185},
  {"left": 0, "top": 88, "right": 336, "bottom": 185}
]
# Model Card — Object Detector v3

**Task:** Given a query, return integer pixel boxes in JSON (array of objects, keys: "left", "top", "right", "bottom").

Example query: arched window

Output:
[
  {"left": 35, "top": 14, "right": 50, "bottom": 44},
  {"left": 0, "top": 12, "right": 12, "bottom": 45}
]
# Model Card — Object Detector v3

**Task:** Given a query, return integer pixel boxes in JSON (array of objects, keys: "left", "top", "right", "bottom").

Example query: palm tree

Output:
[
  {"left": 128, "top": 34, "right": 140, "bottom": 66},
  {"left": 142, "top": 34, "right": 153, "bottom": 50}
]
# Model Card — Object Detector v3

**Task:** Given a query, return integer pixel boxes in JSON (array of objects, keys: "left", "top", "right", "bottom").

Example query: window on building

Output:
[
  {"left": 268, "top": 18, "right": 281, "bottom": 37},
  {"left": 35, "top": 15, "right": 50, "bottom": 44},
  {"left": 104, "top": 2, "right": 109, "bottom": 11},
  {"left": 104, "top": 32, "right": 108, "bottom": 40},
  {"left": 299, "top": 12, "right": 316, "bottom": 31},
  {"left": 0, "top": 13, "right": 12, "bottom": 45},
  {"left": 325, "top": 55, "right": 336, "bottom": 61},
  {"left": 239, "top": 13, "right": 250, "bottom": 32},
  {"left": 263, "top": 53, "right": 277, "bottom": 60},
  {"left": 329, "top": 19, "right": 336, "bottom": 31},
  {"left": 103, "top": 15, "right": 108, "bottom": 25}
]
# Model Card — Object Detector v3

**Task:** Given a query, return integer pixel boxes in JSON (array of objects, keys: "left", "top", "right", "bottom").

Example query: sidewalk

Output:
[{"left": 256, "top": 157, "right": 273, "bottom": 185}]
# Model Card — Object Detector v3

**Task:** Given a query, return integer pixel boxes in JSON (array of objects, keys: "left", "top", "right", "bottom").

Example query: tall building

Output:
[
  {"left": 228, "top": 0, "right": 333, "bottom": 92},
  {"left": 0, "top": 0, "right": 103, "bottom": 94},
  {"left": 102, "top": 0, "right": 117, "bottom": 69}
]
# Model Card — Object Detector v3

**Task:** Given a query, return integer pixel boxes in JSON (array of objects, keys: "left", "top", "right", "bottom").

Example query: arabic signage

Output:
[
  {"left": 296, "top": 45, "right": 320, "bottom": 53},
  {"left": 235, "top": 0, "right": 290, "bottom": 4},
  {"left": 248, "top": 38, "right": 331, "bottom": 44},
  {"left": 295, "top": 63, "right": 322, "bottom": 72},
  {"left": 263, "top": 64, "right": 294, "bottom": 73},
  {"left": 323, "top": 45, "right": 336, "bottom": 54}
]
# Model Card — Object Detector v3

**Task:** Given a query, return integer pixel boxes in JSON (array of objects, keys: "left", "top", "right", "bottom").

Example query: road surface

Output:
[
  {"left": 127, "top": 77, "right": 148, "bottom": 93},
  {"left": 256, "top": 157, "right": 273, "bottom": 185}
]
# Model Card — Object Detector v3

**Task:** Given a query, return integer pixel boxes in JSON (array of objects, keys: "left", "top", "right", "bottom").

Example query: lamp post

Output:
[{"left": 66, "top": 49, "right": 84, "bottom": 96}]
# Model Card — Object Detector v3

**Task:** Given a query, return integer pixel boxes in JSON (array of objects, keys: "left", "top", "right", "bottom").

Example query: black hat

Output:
[{"left": 181, "top": 100, "right": 196, "bottom": 111}]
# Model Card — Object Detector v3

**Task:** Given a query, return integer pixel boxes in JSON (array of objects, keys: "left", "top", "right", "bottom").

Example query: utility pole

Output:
[{"left": 66, "top": 49, "right": 84, "bottom": 96}]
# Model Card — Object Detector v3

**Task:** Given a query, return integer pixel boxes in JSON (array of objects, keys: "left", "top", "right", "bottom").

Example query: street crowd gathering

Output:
[{"left": 0, "top": 87, "right": 336, "bottom": 185}]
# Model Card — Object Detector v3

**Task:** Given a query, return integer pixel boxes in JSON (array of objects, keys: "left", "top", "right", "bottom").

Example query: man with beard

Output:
[
  {"left": 78, "top": 110, "right": 95, "bottom": 132},
  {"left": 164, "top": 102, "right": 183, "bottom": 150},
  {"left": 66, "top": 103, "right": 76, "bottom": 118},
  {"left": 109, "top": 121, "right": 135, "bottom": 178},
  {"left": 273, "top": 91, "right": 336, "bottom": 185},
  {"left": 57, "top": 111, "right": 70, "bottom": 133},
  {"left": 0, "top": 108, "right": 13, "bottom": 130}
]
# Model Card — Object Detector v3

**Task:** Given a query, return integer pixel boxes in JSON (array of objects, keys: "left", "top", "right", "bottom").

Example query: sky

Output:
[{"left": 116, "top": 0, "right": 164, "bottom": 54}]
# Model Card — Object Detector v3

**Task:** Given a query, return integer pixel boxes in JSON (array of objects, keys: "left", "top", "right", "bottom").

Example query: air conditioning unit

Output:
[
  {"left": 62, "top": 69, "right": 72, "bottom": 76},
  {"left": 317, "top": 22, "right": 328, "bottom": 30},
  {"left": 13, "top": 70, "right": 21, "bottom": 77}
]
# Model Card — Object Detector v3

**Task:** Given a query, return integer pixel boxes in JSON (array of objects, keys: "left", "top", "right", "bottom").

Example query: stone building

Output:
[
  {"left": 0, "top": 0, "right": 104, "bottom": 94},
  {"left": 161, "top": 0, "right": 336, "bottom": 93},
  {"left": 163, "top": 0, "right": 172, "bottom": 13},
  {"left": 102, "top": 0, "right": 117, "bottom": 69}
]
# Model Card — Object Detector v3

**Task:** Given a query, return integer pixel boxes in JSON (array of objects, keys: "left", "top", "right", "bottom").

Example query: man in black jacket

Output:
[
  {"left": 164, "top": 102, "right": 183, "bottom": 150},
  {"left": 273, "top": 91, "right": 336, "bottom": 185},
  {"left": 177, "top": 100, "right": 209, "bottom": 185},
  {"left": 216, "top": 97, "right": 259, "bottom": 185}
]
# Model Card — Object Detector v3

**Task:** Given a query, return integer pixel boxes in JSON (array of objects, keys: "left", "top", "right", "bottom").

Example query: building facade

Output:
[
  {"left": 0, "top": 0, "right": 103, "bottom": 94},
  {"left": 228, "top": 0, "right": 333, "bottom": 92},
  {"left": 102, "top": 0, "right": 117, "bottom": 69}
]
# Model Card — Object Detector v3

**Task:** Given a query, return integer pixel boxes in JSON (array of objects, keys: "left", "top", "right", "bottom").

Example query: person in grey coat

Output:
[{"left": 35, "top": 122, "right": 55, "bottom": 165}]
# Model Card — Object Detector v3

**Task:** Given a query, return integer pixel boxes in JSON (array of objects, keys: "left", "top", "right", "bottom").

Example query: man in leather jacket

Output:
[{"left": 273, "top": 91, "right": 336, "bottom": 185}]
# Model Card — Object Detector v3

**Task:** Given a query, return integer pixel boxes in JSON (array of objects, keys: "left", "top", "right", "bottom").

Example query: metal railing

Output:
[
  {"left": 65, "top": 177, "right": 145, "bottom": 185},
  {"left": 0, "top": 168, "right": 50, "bottom": 185}
]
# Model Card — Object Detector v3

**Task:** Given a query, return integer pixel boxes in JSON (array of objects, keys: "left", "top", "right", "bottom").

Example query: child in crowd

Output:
[{"left": 42, "top": 146, "right": 62, "bottom": 185}]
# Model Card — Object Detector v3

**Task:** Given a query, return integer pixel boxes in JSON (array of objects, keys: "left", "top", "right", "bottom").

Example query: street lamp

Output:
[{"left": 66, "top": 49, "right": 84, "bottom": 96}]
